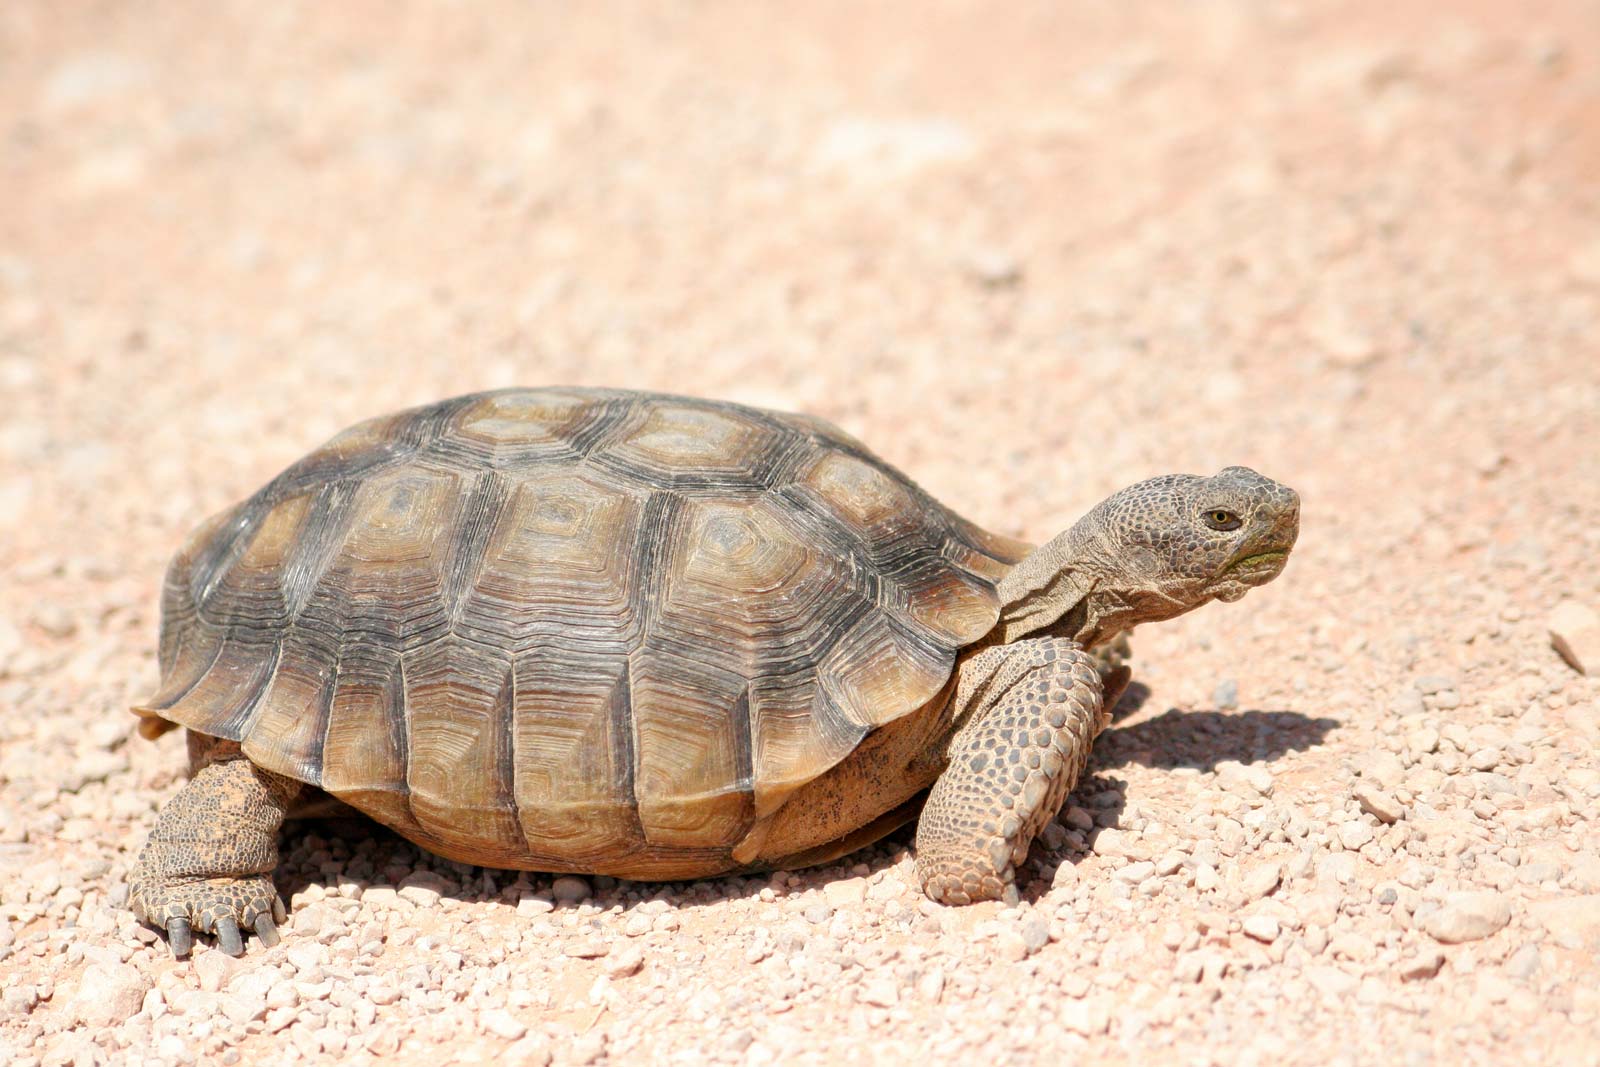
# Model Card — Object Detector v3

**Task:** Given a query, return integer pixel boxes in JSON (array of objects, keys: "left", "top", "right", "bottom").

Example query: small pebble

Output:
[
  {"left": 803, "top": 902, "right": 834, "bottom": 924},
  {"left": 194, "top": 949, "right": 241, "bottom": 993},
  {"left": 1422, "top": 892, "right": 1513, "bottom": 944},
  {"left": 396, "top": 871, "right": 449, "bottom": 908},
  {"left": 1398, "top": 951, "right": 1445, "bottom": 981},
  {"left": 1548, "top": 601, "right": 1600, "bottom": 674},
  {"left": 70, "top": 962, "right": 150, "bottom": 1027},
  {"left": 480, "top": 1008, "right": 528, "bottom": 1040},
  {"left": 1217, "top": 760, "right": 1274, "bottom": 796},
  {"left": 1353, "top": 783, "right": 1405, "bottom": 824},
  {"left": 967, "top": 248, "right": 1022, "bottom": 288},
  {"left": 1338, "top": 821, "right": 1374, "bottom": 850},
  {"left": 1116, "top": 861, "right": 1157, "bottom": 884},
  {"left": 859, "top": 977, "right": 900, "bottom": 1007},
  {"left": 1468, "top": 747, "right": 1502, "bottom": 771},
  {"left": 1063, "top": 807, "right": 1095, "bottom": 833},
  {"left": 823, "top": 878, "right": 868, "bottom": 906},
  {"left": 1019, "top": 912, "right": 1051, "bottom": 954},
  {"left": 550, "top": 876, "right": 592, "bottom": 904},
  {"left": 1241, "top": 863, "right": 1283, "bottom": 900},
  {"left": 605, "top": 945, "right": 645, "bottom": 977}
]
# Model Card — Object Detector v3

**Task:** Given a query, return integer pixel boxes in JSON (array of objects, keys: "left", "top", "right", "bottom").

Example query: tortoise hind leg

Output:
[{"left": 129, "top": 736, "right": 301, "bottom": 957}]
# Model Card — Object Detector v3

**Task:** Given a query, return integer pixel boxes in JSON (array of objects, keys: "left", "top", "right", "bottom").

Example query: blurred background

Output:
[{"left": 4, "top": 1, "right": 1594, "bottom": 554}]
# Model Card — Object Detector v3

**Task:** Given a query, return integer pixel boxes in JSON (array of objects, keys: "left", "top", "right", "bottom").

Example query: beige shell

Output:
[{"left": 135, "top": 389, "right": 1029, "bottom": 877}]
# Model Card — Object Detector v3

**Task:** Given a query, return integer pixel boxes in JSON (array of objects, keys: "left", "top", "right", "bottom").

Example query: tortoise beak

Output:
[{"left": 1223, "top": 486, "right": 1299, "bottom": 588}]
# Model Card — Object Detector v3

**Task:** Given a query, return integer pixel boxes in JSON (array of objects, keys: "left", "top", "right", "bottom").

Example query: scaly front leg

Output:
[{"left": 915, "top": 638, "right": 1107, "bottom": 905}]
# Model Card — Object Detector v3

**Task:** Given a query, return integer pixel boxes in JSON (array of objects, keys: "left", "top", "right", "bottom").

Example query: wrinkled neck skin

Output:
[{"left": 990, "top": 520, "right": 1205, "bottom": 651}]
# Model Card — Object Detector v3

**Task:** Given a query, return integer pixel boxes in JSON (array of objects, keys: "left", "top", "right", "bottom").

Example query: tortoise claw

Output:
[
  {"left": 166, "top": 917, "right": 193, "bottom": 959},
  {"left": 215, "top": 916, "right": 244, "bottom": 957},
  {"left": 253, "top": 913, "right": 281, "bottom": 948}
]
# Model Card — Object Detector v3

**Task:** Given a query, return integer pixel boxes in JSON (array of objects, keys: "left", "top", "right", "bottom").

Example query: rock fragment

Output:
[
  {"left": 551, "top": 875, "right": 592, "bottom": 903},
  {"left": 1352, "top": 783, "right": 1404, "bottom": 824},
  {"left": 396, "top": 871, "right": 450, "bottom": 907},
  {"left": 967, "top": 249, "right": 1022, "bottom": 289},
  {"left": 516, "top": 895, "right": 554, "bottom": 917},
  {"left": 1, "top": 985, "right": 37, "bottom": 1019},
  {"left": 481, "top": 1008, "right": 528, "bottom": 1040},
  {"left": 1306, "top": 965, "right": 1360, "bottom": 997},
  {"left": 1548, "top": 601, "right": 1600, "bottom": 674},
  {"left": 1241, "top": 863, "right": 1283, "bottom": 900},
  {"left": 506, "top": 1036, "right": 554, "bottom": 1067},
  {"left": 859, "top": 977, "right": 900, "bottom": 1007},
  {"left": 1019, "top": 911, "right": 1051, "bottom": 954},
  {"left": 1504, "top": 943, "right": 1541, "bottom": 979},
  {"left": 1421, "top": 892, "right": 1512, "bottom": 944},
  {"left": 1338, "top": 821, "right": 1374, "bottom": 850},
  {"left": 71, "top": 962, "right": 151, "bottom": 1027},
  {"left": 359, "top": 885, "right": 398, "bottom": 909},
  {"left": 1059, "top": 997, "right": 1110, "bottom": 1036},
  {"left": 194, "top": 948, "right": 242, "bottom": 992},
  {"left": 1525, "top": 895, "right": 1600, "bottom": 950},
  {"left": 1397, "top": 951, "right": 1445, "bottom": 981},
  {"left": 1217, "top": 760, "right": 1274, "bottom": 797},
  {"left": 605, "top": 945, "right": 645, "bottom": 977},
  {"left": 1115, "top": 860, "right": 1156, "bottom": 884},
  {"left": 1353, "top": 750, "right": 1407, "bottom": 789},
  {"left": 0, "top": 804, "right": 23, "bottom": 844},
  {"left": 823, "top": 877, "right": 868, "bottom": 906},
  {"left": 221, "top": 989, "right": 269, "bottom": 1025}
]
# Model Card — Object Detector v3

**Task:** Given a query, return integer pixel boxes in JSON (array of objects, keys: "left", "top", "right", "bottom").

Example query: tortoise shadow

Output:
[
  {"left": 1109, "top": 680, "right": 1152, "bottom": 722},
  {"left": 271, "top": 704, "right": 1337, "bottom": 924},
  {"left": 1093, "top": 706, "right": 1341, "bottom": 773},
  {"left": 1007, "top": 705, "right": 1341, "bottom": 902},
  {"left": 272, "top": 816, "right": 892, "bottom": 925}
]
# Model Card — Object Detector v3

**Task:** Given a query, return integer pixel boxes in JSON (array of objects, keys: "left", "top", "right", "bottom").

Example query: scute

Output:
[
  {"left": 134, "top": 388, "right": 1029, "bottom": 874},
  {"left": 799, "top": 450, "right": 914, "bottom": 527}
]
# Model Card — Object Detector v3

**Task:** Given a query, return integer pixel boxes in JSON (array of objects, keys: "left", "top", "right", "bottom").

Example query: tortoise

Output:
[{"left": 129, "top": 387, "right": 1299, "bottom": 956}]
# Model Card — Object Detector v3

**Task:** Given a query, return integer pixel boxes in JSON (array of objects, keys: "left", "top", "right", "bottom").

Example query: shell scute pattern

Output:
[{"left": 136, "top": 389, "right": 1026, "bottom": 872}]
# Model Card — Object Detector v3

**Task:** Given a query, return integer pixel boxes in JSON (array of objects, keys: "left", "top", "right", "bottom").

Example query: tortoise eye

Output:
[{"left": 1205, "top": 509, "right": 1242, "bottom": 531}]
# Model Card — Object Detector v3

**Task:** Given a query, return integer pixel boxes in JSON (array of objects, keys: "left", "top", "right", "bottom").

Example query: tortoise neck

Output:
[{"left": 991, "top": 525, "right": 1131, "bottom": 649}]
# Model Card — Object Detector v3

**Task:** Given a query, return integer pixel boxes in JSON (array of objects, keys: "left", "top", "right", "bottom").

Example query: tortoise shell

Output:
[{"left": 135, "top": 389, "right": 1029, "bottom": 877}]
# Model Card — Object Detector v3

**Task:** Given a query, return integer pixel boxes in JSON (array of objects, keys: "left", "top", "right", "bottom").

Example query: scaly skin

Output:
[
  {"left": 128, "top": 740, "right": 301, "bottom": 957},
  {"left": 915, "top": 638, "right": 1106, "bottom": 904}
]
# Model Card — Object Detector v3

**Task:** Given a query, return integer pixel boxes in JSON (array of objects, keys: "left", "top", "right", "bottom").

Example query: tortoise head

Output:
[
  {"left": 995, "top": 467, "right": 1300, "bottom": 646},
  {"left": 1078, "top": 465, "right": 1300, "bottom": 603}
]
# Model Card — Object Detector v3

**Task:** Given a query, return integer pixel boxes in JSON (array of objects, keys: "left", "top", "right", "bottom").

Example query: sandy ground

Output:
[{"left": 3, "top": 1, "right": 1599, "bottom": 1064}]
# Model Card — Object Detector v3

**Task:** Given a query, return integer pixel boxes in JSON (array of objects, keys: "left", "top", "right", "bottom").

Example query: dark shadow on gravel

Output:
[
  {"left": 271, "top": 812, "right": 854, "bottom": 928},
  {"left": 1108, "top": 680, "right": 1152, "bottom": 723},
  {"left": 259, "top": 706, "right": 1336, "bottom": 935},
  {"left": 1009, "top": 707, "right": 1337, "bottom": 905},
  {"left": 1092, "top": 706, "right": 1340, "bottom": 774}
]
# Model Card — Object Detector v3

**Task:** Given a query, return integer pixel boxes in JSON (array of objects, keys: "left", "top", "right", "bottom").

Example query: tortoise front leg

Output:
[
  {"left": 915, "top": 638, "right": 1107, "bottom": 905},
  {"left": 129, "top": 741, "right": 301, "bottom": 957}
]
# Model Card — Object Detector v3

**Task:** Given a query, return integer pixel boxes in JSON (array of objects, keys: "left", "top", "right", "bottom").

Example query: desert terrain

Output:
[{"left": 1, "top": 2, "right": 1598, "bottom": 1065}]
